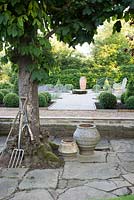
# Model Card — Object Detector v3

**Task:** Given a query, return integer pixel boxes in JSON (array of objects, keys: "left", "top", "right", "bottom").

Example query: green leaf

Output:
[
  {"left": 17, "top": 16, "right": 23, "bottom": 28},
  {"left": 1, "top": 55, "right": 8, "bottom": 64},
  {"left": 62, "top": 27, "right": 70, "bottom": 36},
  {"left": 83, "top": 7, "right": 92, "bottom": 15},
  {"left": 23, "top": 15, "right": 28, "bottom": 21},
  {"left": 11, "top": 0, "right": 21, "bottom": 7},
  {"left": 3, "top": 11, "right": 10, "bottom": 25},
  {"left": 113, "top": 20, "right": 122, "bottom": 34},
  {"left": 0, "top": 14, "right": 4, "bottom": 24}
]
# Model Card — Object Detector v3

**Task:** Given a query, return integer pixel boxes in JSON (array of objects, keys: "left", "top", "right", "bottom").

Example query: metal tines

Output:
[
  {"left": 8, "top": 148, "right": 24, "bottom": 168},
  {"left": 8, "top": 97, "right": 27, "bottom": 168}
]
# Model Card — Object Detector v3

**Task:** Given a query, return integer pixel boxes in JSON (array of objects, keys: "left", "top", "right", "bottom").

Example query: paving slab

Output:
[
  {"left": 10, "top": 190, "right": 53, "bottom": 200},
  {"left": 77, "top": 151, "right": 107, "bottom": 163},
  {"left": 0, "top": 178, "right": 18, "bottom": 200},
  {"left": 107, "top": 153, "right": 120, "bottom": 164},
  {"left": 85, "top": 179, "right": 131, "bottom": 192},
  {"left": 121, "top": 162, "right": 134, "bottom": 173},
  {"left": 117, "top": 153, "right": 134, "bottom": 162},
  {"left": 129, "top": 187, "right": 134, "bottom": 194},
  {"left": 0, "top": 168, "right": 28, "bottom": 179},
  {"left": 62, "top": 162, "right": 121, "bottom": 180},
  {"left": 19, "top": 169, "right": 60, "bottom": 190},
  {"left": 57, "top": 186, "right": 116, "bottom": 200},
  {"left": 112, "top": 187, "right": 131, "bottom": 196},
  {"left": 122, "top": 173, "right": 134, "bottom": 185},
  {"left": 110, "top": 139, "right": 134, "bottom": 152},
  {"left": 67, "top": 179, "right": 87, "bottom": 188}
]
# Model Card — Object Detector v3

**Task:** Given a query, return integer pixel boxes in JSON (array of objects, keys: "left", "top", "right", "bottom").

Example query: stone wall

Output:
[{"left": 0, "top": 117, "right": 134, "bottom": 139}]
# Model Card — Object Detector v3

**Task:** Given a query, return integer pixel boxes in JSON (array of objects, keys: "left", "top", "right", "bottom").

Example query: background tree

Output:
[{"left": 91, "top": 20, "right": 133, "bottom": 83}]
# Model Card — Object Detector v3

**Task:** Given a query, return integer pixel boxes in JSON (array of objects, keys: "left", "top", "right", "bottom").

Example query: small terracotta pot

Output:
[{"left": 58, "top": 139, "right": 78, "bottom": 157}]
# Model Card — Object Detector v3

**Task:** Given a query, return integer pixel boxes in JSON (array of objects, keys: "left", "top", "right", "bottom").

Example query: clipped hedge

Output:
[
  {"left": 125, "top": 96, "right": 134, "bottom": 109},
  {"left": 99, "top": 92, "right": 117, "bottom": 109},
  {"left": 3, "top": 93, "right": 19, "bottom": 107},
  {"left": 39, "top": 92, "right": 51, "bottom": 103},
  {"left": 38, "top": 93, "right": 48, "bottom": 107},
  {"left": 125, "top": 80, "right": 134, "bottom": 100}
]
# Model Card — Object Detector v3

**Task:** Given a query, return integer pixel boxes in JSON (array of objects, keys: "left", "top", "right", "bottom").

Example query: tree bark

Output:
[{"left": 18, "top": 56, "right": 40, "bottom": 143}]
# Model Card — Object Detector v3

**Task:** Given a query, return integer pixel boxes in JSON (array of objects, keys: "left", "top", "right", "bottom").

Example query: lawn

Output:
[{"left": 108, "top": 195, "right": 134, "bottom": 200}]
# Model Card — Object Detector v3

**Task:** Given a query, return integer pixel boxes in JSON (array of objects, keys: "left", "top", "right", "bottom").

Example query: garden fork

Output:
[{"left": 8, "top": 97, "right": 27, "bottom": 168}]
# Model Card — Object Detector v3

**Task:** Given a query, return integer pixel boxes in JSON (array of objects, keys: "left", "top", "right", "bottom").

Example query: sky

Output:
[{"left": 75, "top": 42, "right": 93, "bottom": 56}]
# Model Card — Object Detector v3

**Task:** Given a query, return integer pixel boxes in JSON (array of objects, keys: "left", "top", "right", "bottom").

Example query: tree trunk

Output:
[{"left": 18, "top": 56, "right": 40, "bottom": 143}]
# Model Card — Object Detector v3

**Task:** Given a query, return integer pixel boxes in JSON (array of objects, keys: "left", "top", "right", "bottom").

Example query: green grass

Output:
[{"left": 108, "top": 195, "right": 134, "bottom": 200}]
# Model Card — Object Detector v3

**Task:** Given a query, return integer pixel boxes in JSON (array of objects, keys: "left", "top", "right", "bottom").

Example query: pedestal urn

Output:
[{"left": 73, "top": 124, "right": 100, "bottom": 155}]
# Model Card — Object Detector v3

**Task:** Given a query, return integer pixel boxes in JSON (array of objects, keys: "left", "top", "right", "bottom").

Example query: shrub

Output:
[
  {"left": 121, "top": 92, "right": 126, "bottom": 104},
  {"left": 103, "top": 79, "right": 111, "bottom": 92},
  {"left": 39, "top": 92, "right": 51, "bottom": 103},
  {"left": 64, "top": 84, "right": 74, "bottom": 91},
  {"left": 51, "top": 93, "right": 60, "bottom": 100},
  {"left": 54, "top": 84, "right": 64, "bottom": 92},
  {"left": 0, "top": 92, "right": 4, "bottom": 104},
  {"left": 46, "top": 92, "right": 51, "bottom": 103},
  {"left": 13, "top": 78, "right": 19, "bottom": 94},
  {"left": 125, "top": 79, "right": 134, "bottom": 100},
  {"left": 3, "top": 93, "right": 19, "bottom": 107},
  {"left": 0, "top": 89, "right": 9, "bottom": 96},
  {"left": 125, "top": 96, "right": 134, "bottom": 109},
  {"left": 0, "top": 82, "right": 13, "bottom": 90},
  {"left": 99, "top": 92, "right": 117, "bottom": 109},
  {"left": 38, "top": 94, "right": 48, "bottom": 107},
  {"left": 92, "top": 84, "right": 101, "bottom": 92}
]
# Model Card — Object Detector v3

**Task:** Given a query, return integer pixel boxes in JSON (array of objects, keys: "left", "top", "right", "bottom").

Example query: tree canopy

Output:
[{"left": 46, "top": 0, "right": 134, "bottom": 45}]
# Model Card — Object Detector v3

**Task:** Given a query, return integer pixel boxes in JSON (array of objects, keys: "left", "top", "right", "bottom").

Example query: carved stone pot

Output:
[
  {"left": 58, "top": 139, "right": 78, "bottom": 158},
  {"left": 73, "top": 124, "right": 100, "bottom": 155}
]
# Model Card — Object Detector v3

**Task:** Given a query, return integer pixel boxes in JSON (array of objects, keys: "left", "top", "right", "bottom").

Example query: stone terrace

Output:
[{"left": 0, "top": 139, "right": 134, "bottom": 200}]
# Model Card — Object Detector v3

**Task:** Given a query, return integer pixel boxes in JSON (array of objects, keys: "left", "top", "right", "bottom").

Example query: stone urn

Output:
[
  {"left": 79, "top": 76, "right": 87, "bottom": 90},
  {"left": 73, "top": 124, "right": 100, "bottom": 155},
  {"left": 58, "top": 139, "right": 78, "bottom": 158}
]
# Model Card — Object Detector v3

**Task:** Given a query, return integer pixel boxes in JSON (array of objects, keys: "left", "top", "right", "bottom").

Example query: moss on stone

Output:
[
  {"left": 45, "top": 151, "right": 60, "bottom": 162},
  {"left": 37, "top": 143, "right": 60, "bottom": 163},
  {"left": 49, "top": 141, "right": 59, "bottom": 150}
]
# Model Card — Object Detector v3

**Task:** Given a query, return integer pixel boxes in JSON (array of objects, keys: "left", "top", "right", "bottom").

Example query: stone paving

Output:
[
  {"left": 48, "top": 91, "right": 96, "bottom": 110},
  {"left": 0, "top": 139, "right": 134, "bottom": 200}
]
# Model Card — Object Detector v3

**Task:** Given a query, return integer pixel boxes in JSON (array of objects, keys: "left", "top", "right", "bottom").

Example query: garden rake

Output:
[{"left": 8, "top": 97, "right": 27, "bottom": 168}]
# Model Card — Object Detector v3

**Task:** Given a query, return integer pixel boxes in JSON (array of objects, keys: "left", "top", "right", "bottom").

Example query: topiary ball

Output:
[
  {"left": 40, "top": 92, "right": 51, "bottom": 103},
  {"left": 0, "top": 92, "right": 4, "bottom": 104},
  {"left": 3, "top": 93, "right": 19, "bottom": 107},
  {"left": 99, "top": 92, "right": 117, "bottom": 109},
  {"left": 125, "top": 80, "right": 134, "bottom": 100},
  {"left": 38, "top": 94, "right": 48, "bottom": 107},
  {"left": 125, "top": 96, "right": 134, "bottom": 109}
]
